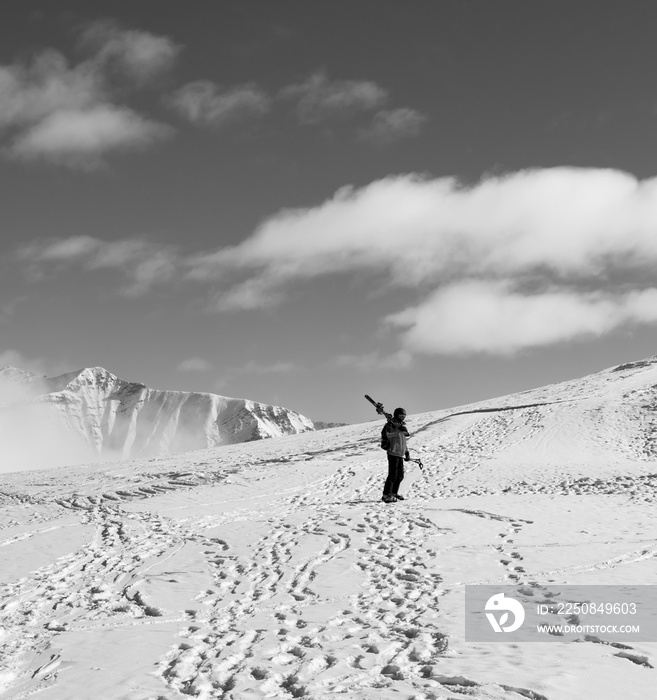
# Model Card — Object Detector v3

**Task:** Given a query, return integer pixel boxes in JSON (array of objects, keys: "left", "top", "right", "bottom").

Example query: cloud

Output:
[
  {"left": 16, "top": 167, "right": 657, "bottom": 356},
  {"left": 16, "top": 236, "right": 178, "bottom": 295},
  {"left": 178, "top": 357, "right": 213, "bottom": 372},
  {"left": 359, "top": 108, "right": 428, "bottom": 145},
  {"left": 0, "top": 23, "right": 177, "bottom": 167},
  {"left": 80, "top": 20, "right": 181, "bottom": 83},
  {"left": 167, "top": 71, "right": 421, "bottom": 142},
  {"left": 0, "top": 362, "right": 98, "bottom": 472},
  {"left": 184, "top": 167, "right": 657, "bottom": 355},
  {"left": 121, "top": 249, "right": 179, "bottom": 297},
  {"left": 0, "top": 50, "right": 101, "bottom": 128},
  {"left": 387, "top": 282, "right": 657, "bottom": 356},
  {"left": 10, "top": 105, "right": 171, "bottom": 165},
  {"left": 17, "top": 235, "right": 149, "bottom": 267},
  {"left": 169, "top": 80, "right": 271, "bottom": 127},
  {"left": 18, "top": 235, "right": 101, "bottom": 262},
  {"left": 187, "top": 168, "right": 657, "bottom": 285},
  {"left": 205, "top": 275, "right": 286, "bottom": 312},
  {"left": 0, "top": 401, "right": 98, "bottom": 473},
  {"left": 280, "top": 71, "right": 388, "bottom": 124}
]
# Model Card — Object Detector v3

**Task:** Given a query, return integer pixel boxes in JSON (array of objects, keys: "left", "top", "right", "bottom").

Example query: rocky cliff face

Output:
[{"left": 0, "top": 366, "right": 314, "bottom": 465}]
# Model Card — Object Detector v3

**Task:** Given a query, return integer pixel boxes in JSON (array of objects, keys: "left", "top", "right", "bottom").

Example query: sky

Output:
[{"left": 3, "top": 0, "right": 657, "bottom": 424}]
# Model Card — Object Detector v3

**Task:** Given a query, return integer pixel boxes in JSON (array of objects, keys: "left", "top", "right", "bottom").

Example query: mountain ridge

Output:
[{"left": 0, "top": 365, "right": 315, "bottom": 467}]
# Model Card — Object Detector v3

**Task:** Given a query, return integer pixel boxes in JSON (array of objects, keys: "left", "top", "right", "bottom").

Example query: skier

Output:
[{"left": 381, "top": 407, "right": 410, "bottom": 503}]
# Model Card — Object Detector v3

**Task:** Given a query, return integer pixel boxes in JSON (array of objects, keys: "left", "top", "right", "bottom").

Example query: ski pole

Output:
[{"left": 407, "top": 455, "right": 428, "bottom": 481}]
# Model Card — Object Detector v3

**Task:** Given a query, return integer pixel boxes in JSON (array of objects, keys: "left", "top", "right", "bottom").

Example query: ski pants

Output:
[{"left": 383, "top": 454, "right": 404, "bottom": 496}]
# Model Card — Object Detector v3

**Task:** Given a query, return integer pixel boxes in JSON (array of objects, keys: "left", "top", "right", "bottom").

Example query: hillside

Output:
[
  {"left": 1, "top": 357, "right": 657, "bottom": 698},
  {"left": 405, "top": 354, "right": 657, "bottom": 492}
]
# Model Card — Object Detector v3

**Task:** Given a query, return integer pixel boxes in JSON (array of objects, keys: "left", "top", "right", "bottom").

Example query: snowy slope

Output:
[
  {"left": 413, "top": 355, "right": 657, "bottom": 489},
  {"left": 0, "top": 366, "right": 314, "bottom": 467},
  {"left": 1, "top": 357, "right": 657, "bottom": 698}
]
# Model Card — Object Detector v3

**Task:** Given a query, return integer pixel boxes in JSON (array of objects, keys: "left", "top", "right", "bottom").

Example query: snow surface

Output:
[{"left": 2, "top": 358, "right": 657, "bottom": 698}]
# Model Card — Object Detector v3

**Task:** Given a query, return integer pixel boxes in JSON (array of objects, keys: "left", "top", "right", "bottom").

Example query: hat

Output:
[{"left": 393, "top": 407, "right": 406, "bottom": 418}]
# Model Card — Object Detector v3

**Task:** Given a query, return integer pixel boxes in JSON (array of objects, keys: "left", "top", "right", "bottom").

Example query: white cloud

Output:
[
  {"left": 206, "top": 275, "right": 285, "bottom": 312},
  {"left": 16, "top": 167, "right": 657, "bottom": 356},
  {"left": 280, "top": 71, "right": 388, "bottom": 124},
  {"left": 178, "top": 357, "right": 213, "bottom": 372},
  {"left": 17, "top": 236, "right": 152, "bottom": 267},
  {"left": 16, "top": 236, "right": 178, "bottom": 295},
  {"left": 169, "top": 80, "right": 271, "bottom": 127},
  {"left": 10, "top": 105, "right": 171, "bottom": 165},
  {"left": 359, "top": 108, "right": 428, "bottom": 145},
  {"left": 87, "top": 239, "right": 155, "bottom": 268},
  {"left": 0, "top": 24, "right": 177, "bottom": 167},
  {"left": 0, "top": 360, "right": 98, "bottom": 472},
  {"left": 121, "top": 249, "right": 178, "bottom": 297},
  {"left": 387, "top": 282, "right": 657, "bottom": 356},
  {"left": 0, "top": 50, "right": 101, "bottom": 128},
  {"left": 184, "top": 167, "right": 657, "bottom": 355},
  {"left": 18, "top": 235, "right": 101, "bottom": 262},
  {"left": 80, "top": 20, "right": 181, "bottom": 82},
  {"left": 187, "top": 168, "right": 657, "bottom": 286}
]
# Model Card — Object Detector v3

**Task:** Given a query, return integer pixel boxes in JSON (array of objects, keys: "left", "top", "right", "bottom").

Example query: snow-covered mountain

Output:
[{"left": 0, "top": 366, "right": 314, "bottom": 465}]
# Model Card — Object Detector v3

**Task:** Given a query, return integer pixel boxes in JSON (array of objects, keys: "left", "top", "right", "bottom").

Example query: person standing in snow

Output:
[{"left": 381, "top": 407, "right": 410, "bottom": 503}]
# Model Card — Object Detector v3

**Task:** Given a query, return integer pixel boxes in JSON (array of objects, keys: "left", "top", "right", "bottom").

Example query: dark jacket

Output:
[{"left": 383, "top": 419, "right": 409, "bottom": 458}]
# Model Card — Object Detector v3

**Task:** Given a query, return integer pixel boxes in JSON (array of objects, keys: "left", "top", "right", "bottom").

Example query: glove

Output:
[{"left": 404, "top": 451, "right": 410, "bottom": 461}]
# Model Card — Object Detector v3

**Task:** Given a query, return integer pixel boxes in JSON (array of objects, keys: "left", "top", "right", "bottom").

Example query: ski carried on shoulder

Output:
[
  {"left": 364, "top": 394, "right": 393, "bottom": 422},
  {"left": 364, "top": 394, "right": 425, "bottom": 472}
]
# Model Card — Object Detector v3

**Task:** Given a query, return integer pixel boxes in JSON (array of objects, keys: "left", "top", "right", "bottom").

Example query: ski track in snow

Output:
[{"left": 2, "top": 387, "right": 657, "bottom": 698}]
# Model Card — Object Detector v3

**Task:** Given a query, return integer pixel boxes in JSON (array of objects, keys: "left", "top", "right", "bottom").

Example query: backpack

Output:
[{"left": 380, "top": 424, "right": 390, "bottom": 450}]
